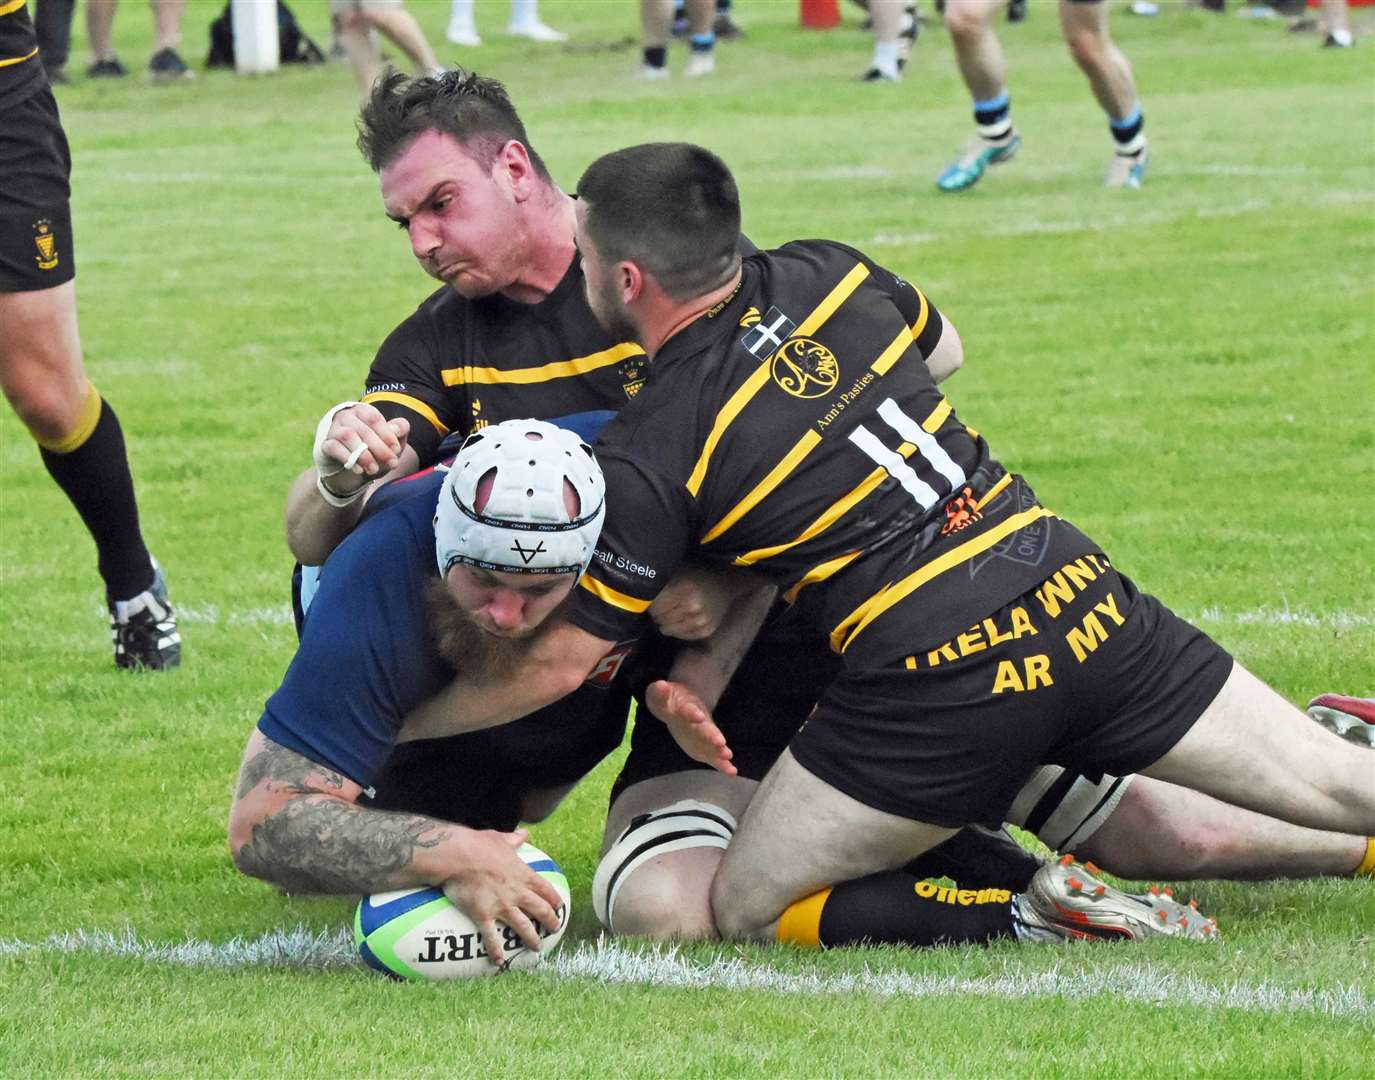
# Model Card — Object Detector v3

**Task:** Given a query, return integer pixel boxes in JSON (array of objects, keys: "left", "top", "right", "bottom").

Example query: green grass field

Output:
[{"left": 2, "top": 0, "right": 1373, "bottom": 1074}]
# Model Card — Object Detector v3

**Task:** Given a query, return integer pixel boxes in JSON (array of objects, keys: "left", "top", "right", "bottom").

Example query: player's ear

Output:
[
  {"left": 619, "top": 260, "right": 644, "bottom": 305},
  {"left": 498, "top": 140, "right": 536, "bottom": 198}
]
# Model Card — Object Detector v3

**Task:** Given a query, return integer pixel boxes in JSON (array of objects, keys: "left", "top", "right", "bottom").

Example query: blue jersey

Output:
[{"left": 262, "top": 467, "right": 630, "bottom": 790}]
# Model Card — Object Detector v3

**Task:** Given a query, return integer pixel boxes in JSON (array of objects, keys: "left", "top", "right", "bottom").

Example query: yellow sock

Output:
[
  {"left": 776, "top": 887, "right": 832, "bottom": 949},
  {"left": 36, "top": 382, "right": 101, "bottom": 454},
  {"left": 1356, "top": 838, "right": 1375, "bottom": 879}
]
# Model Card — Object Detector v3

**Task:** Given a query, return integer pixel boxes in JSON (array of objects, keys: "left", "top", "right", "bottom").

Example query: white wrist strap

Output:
[
  {"left": 313, "top": 400, "right": 367, "bottom": 507},
  {"left": 316, "top": 470, "right": 367, "bottom": 508}
]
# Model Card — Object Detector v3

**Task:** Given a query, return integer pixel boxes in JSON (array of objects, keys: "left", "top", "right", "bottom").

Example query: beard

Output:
[
  {"left": 586, "top": 273, "right": 639, "bottom": 344},
  {"left": 425, "top": 579, "right": 571, "bottom": 684}
]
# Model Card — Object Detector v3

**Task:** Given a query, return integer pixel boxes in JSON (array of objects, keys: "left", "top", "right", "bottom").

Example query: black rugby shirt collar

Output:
[{"left": 652, "top": 260, "right": 756, "bottom": 372}]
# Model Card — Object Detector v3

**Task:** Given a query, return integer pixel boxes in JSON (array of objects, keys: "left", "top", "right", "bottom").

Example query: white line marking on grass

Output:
[
  {"left": 1182, "top": 164, "right": 1315, "bottom": 178},
  {"left": 1187, "top": 606, "right": 1375, "bottom": 631},
  {"left": 870, "top": 232, "right": 940, "bottom": 247},
  {"left": 3, "top": 930, "right": 1371, "bottom": 1019},
  {"left": 174, "top": 604, "right": 296, "bottom": 628},
  {"left": 562, "top": 940, "right": 1375, "bottom": 1020},
  {"left": 91, "top": 603, "right": 296, "bottom": 628},
  {"left": 868, "top": 189, "right": 1371, "bottom": 246},
  {"left": 0, "top": 927, "right": 360, "bottom": 971}
]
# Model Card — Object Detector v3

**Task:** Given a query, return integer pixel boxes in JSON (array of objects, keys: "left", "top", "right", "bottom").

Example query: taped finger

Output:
[{"left": 343, "top": 442, "right": 368, "bottom": 471}]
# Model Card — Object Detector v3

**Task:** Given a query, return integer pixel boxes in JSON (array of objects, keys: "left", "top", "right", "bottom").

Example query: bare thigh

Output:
[
  {"left": 1143, "top": 661, "right": 1375, "bottom": 836},
  {"left": 711, "top": 749, "right": 956, "bottom": 941},
  {"left": 0, "top": 282, "right": 87, "bottom": 440}
]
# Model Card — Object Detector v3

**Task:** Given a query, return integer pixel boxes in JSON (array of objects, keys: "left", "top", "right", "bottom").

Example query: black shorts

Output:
[
  {"left": 365, "top": 686, "right": 632, "bottom": 832},
  {"left": 790, "top": 563, "right": 1233, "bottom": 827},
  {"left": 0, "top": 83, "right": 75, "bottom": 291},
  {"left": 609, "top": 605, "right": 840, "bottom": 805}
]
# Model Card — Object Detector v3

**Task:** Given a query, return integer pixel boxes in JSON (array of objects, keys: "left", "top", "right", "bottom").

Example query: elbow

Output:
[
  {"left": 227, "top": 794, "right": 280, "bottom": 883},
  {"left": 928, "top": 344, "right": 963, "bottom": 384},
  {"left": 284, "top": 505, "right": 333, "bottom": 566},
  {"left": 925, "top": 322, "right": 965, "bottom": 385},
  {"left": 227, "top": 808, "right": 256, "bottom": 878},
  {"left": 552, "top": 663, "right": 591, "bottom": 702}
]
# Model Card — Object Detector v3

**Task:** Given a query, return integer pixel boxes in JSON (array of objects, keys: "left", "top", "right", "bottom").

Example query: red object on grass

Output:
[{"left": 801, "top": 0, "right": 840, "bottom": 28}]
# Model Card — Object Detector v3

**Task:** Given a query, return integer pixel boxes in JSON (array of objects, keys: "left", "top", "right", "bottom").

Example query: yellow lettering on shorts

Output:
[
  {"left": 1067, "top": 613, "right": 1110, "bottom": 663},
  {"left": 1061, "top": 557, "right": 1101, "bottom": 593},
  {"left": 1009, "top": 605, "right": 1037, "bottom": 639},
  {"left": 1024, "top": 654, "right": 1053, "bottom": 689},
  {"left": 991, "top": 660, "right": 1024, "bottom": 694},
  {"left": 1035, "top": 557, "right": 1111, "bottom": 619},
  {"left": 983, "top": 616, "right": 1013, "bottom": 648},
  {"left": 1035, "top": 571, "right": 1076, "bottom": 619},
  {"left": 1094, "top": 590, "right": 1125, "bottom": 627},
  {"left": 956, "top": 627, "right": 987, "bottom": 657},
  {"left": 992, "top": 656, "right": 1054, "bottom": 693},
  {"left": 927, "top": 641, "right": 959, "bottom": 667}
]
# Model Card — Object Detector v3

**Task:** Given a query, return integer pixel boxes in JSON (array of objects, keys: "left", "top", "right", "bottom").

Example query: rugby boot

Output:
[
  {"left": 110, "top": 558, "right": 181, "bottom": 670},
  {"left": 684, "top": 51, "right": 716, "bottom": 77},
  {"left": 1104, "top": 140, "right": 1150, "bottom": 189},
  {"left": 1307, "top": 694, "right": 1375, "bottom": 748},
  {"left": 1014, "top": 856, "right": 1219, "bottom": 943},
  {"left": 713, "top": 12, "right": 744, "bottom": 39},
  {"left": 936, "top": 130, "right": 1021, "bottom": 192}
]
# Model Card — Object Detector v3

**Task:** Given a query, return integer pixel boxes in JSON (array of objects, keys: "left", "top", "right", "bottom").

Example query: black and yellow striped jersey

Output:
[
  {"left": 0, "top": 0, "right": 43, "bottom": 111},
  {"left": 570, "top": 239, "right": 1100, "bottom": 665},
  {"left": 363, "top": 253, "right": 647, "bottom": 466}
]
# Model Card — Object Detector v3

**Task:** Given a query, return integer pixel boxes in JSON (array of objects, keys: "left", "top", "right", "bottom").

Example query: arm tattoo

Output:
[
  {"left": 235, "top": 737, "right": 347, "bottom": 800},
  {"left": 235, "top": 736, "right": 451, "bottom": 895}
]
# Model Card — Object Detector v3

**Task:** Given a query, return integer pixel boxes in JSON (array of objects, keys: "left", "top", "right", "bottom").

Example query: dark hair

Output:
[
  {"left": 576, "top": 143, "right": 741, "bottom": 301},
  {"left": 357, "top": 67, "right": 551, "bottom": 180}
]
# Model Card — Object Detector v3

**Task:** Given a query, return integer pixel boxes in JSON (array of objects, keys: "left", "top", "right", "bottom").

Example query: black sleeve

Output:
[
  {"left": 362, "top": 303, "right": 459, "bottom": 468},
  {"left": 824, "top": 240, "right": 947, "bottom": 360},
  {"left": 567, "top": 451, "right": 696, "bottom": 643}
]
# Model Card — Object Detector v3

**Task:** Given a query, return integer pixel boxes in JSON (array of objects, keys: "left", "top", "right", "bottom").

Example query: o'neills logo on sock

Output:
[
  {"left": 915, "top": 881, "right": 1012, "bottom": 905},
  {"left": 33, "top": 219, "right": 59, "bottom": 271}
]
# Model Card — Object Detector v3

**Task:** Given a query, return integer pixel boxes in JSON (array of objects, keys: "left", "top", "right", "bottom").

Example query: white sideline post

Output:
[{"left": 231, "top": 0, "right": 281, "bottom": 75}]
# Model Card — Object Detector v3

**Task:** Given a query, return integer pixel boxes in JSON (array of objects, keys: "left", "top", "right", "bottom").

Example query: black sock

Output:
[
  {"left": 1110, "top": 106, "right": 1145, "bottom": 155},
  {"left": 779, "top": 870, "right": 1017, "bottom": 949},
  {"left": 643, "top": 45, "right": 667, "bottom": 69},
  {"left": 973, "top": 92, "right": 1012, "bottom": 139},
  {"left": 904, "top": 825, "right": 1043, "bottom": 892},
  {"left": 40, "top": 396, "right": 154, "bottom": 601}
]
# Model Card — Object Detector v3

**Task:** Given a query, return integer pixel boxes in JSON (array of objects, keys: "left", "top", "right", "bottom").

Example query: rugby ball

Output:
[{"left": 354, "top": 843, "right": 570, "bottom": 981}]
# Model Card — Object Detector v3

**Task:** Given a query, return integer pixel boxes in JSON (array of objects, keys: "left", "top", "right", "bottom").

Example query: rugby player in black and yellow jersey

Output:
[
  {"left": 285, "top": 76, "right": 1374, "bottom": 952},
  {"left": 1, "top": 0, "right": 179, "bottom": 669},
  {"left": 412, "top": 142, "right": 1373, "bottom": 949}
]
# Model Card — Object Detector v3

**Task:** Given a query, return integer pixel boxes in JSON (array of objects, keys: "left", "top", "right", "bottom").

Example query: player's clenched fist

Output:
[{"left": 312, "top": 400, "right": 411, "bottom": 506}]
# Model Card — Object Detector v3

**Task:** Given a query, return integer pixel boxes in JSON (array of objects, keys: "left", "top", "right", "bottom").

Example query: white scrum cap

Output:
[{"left": 435, "top": 419, "right": 606, "bottom": 577}]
